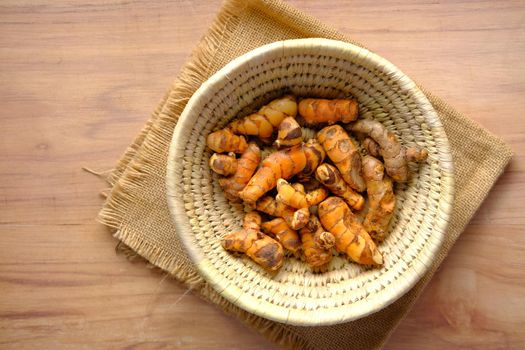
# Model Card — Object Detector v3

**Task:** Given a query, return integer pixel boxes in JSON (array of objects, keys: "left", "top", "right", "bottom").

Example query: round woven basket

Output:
[{"left": 167, "top": 38, "right": 454, "bottom": 326}]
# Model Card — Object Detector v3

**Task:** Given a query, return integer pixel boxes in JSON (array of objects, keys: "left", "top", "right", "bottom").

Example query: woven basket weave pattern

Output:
[{"left": 167, "top": 39, "right": 454, "bottom": 325}]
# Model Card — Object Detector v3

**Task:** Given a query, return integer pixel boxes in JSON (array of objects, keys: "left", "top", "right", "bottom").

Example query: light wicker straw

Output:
[{"left": 166, "top": 38, "right": 454, "bottom": 326}]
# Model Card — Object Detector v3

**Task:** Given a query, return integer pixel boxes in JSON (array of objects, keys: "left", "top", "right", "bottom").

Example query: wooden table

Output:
[{"left": 1, "top": 1, "right": 524, "bottom": 348}]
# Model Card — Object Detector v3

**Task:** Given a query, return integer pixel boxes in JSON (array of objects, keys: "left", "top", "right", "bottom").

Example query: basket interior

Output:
[{"left": 167, "top": 39, "right": 453, "bottom": 325}]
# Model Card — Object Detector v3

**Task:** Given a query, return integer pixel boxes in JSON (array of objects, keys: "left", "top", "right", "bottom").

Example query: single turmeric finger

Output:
[
  {"left": 239, "top": 145, "right": 306, "bottom": 204},
  {"left": 243, "top": 211, "right": 262, "bottom": 231},
  {"left": 363, "top": 137, "right": 381, "bottom": 158},
  {"left": 222, "top": 211, "right": 284, "bottom": 271},
  {"left": 300, "top": 215, "right": 335, "bottom": 268},
  {"left": 305, "top": 187, "right": 329, "bottom": 206},
  {"left": 209, "top": 152, "right": 237, "bottom": 176},
  {"left": 219, "top": 143, "right": 261, "bottom": 202},
  {"left": 406, "top": 147, "right": 428, "bottom": 162},
  {"left": 298, "top": 98, "right": 359, "bottom": 125},
  {"left": 292, "top": 182, "right": 305, "bottom": 193},
  {"left": 299, "top": 139, "right": 326, "bottom": 178},
  {"left": 261, "top": 218, "right": 301, "bottom": 254},
  {"left": 277, "top": 178, "right": 328, "bottom": 209},
  {"left": 246, "top": 235, "right": 285, "bottom": 271},
  {"left": 362, "top": 156, "right": 395, "bottom": 242},
  {"left": 275, "top": 116, "right": 302, "bottom": 148},
  {"left": 207, "top": 128, "right": 248, "bottom": 154},
  {"left": 229, "top": 95, "right": 297, "bottom": 138},
  {"left": 276, "top": 178, "right": 308, "bottom": 209},
  {"left": 318, "top": 197, "right": 382, "bottom": 265},
  {"left": 352, "top": 119, "right": 428, "bottom": 182},
  {"left": 317, "top": 125, "right": 366, "bottom": 192},
  {"left": 291, "top": 207, "right": 310, "bottom": 230},
  {"left": 256, "top": 196, "right": 308, "bottom": 230},
  {"left": 315, "top": 163, "right": 364, "bottom": 210}
]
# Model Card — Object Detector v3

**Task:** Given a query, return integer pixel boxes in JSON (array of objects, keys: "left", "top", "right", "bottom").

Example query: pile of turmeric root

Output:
[{"left": 207, "top": 95, "right": 428, "bottom": 272}]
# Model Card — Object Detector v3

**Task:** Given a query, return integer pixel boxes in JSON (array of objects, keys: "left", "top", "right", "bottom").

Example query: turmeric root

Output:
[
  {"left": 256, "top": 196, "right": 309, "bottom": 230},
  {"left": 219, "top": 143, "right": 261, "bottom": 202},
  {"left": 363, "top": 137, "right": 381, "bottom": 158},
  {"left": 305, "top": 187, "right": 329, "bottom": 206},
  {"left": 228, "top": 95, "right": 297, "bottom": 139},
  {"left": 275, "top": 116, "right": 302, "bottom": 148},
  {"left": 209, "top": 152, "right": 237, "bottom": 176},
  {"left": 300, "top": 216, "right": 335, "bottom": 268},
  {"left": 352, "top": 119, "right": 428, "bottom": 182},
  {"left": 406, "top": 148, "right": 429, "bottom": 162},
  {"left": 362, "top": 156, "right": 395, "bottom": 242},
  {"left": 221, "top": 211, "right": 284, "bottom": 271},
  {"left": 299, "top": 139, "right": 326, "bottom": 178},
  {"left": 292, "top": 182, "right": 305, "bottom": 193},
  {"left": 315, "top": 163, "right": 364, "bottom": 210},
  {"left": 261, "top": 218, "right": 301, "bottom": 254},
  {"left": 207, "top": 128, "right": 248, "bottom": 154},
  {"left": 276, "top": 178, "right": 328, "bottom": 209},
  {"left": 243, "top": 210, "right": 262, "bottom": 230},
  {"left": 293, "top": 207, "right": 310, "bottom": 230},
  {"left": 317, "top": 125, "right": 366, "bottom": 192},
  {"left": 276, "top": 178, "right": 307, "bottom": 209},
  {"left": 292, "top": 182, "right": 328, "bottom": 206},
  {"left": 239, "top": 145, "right": 306, "bottom": 204},
  {"left": 318, "top": 197, "right": 383, "bottom": 265},
  {"left": 298, "top": 98, "right": 359, "bottom": 125}
]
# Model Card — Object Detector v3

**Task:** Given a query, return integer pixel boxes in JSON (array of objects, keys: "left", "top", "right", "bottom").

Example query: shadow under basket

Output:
[{"left": 166, "top": 38, "right": 454, "bottom": 326}]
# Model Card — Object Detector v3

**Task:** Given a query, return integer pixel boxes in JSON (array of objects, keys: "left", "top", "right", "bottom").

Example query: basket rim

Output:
[{"left": 166, "top": 38, "right": 455, "bottom": 326}]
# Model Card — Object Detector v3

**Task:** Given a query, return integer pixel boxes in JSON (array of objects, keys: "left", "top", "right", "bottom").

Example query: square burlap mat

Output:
[{"left": 98, "top": 0, "right": 513, "bottom": 349}]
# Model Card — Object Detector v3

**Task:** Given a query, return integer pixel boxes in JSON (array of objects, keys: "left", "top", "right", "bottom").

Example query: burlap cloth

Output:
[{"left": 98, "top": 0, "right": 513, "bottom": 349}]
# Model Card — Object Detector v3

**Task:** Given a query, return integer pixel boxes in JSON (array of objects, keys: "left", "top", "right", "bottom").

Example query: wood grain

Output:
[{"left": 1, "top": 0, "right": 524, "bottom": 349}]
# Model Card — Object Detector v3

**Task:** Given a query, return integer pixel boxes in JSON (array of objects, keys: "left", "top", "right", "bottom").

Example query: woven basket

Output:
[{"left": 167, "top": 38, "right": 454, "bottom": 326}]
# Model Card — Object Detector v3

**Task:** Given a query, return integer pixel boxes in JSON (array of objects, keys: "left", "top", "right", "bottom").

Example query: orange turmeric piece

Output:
[
  {"left": 222, "top": 211, "right": 284, "bottom": 271},
  {"left": 261, "top": 218, "right": 301, "bottom": 254},
  {"left": 206, "top": 128, "right": 248, "bottom": 154},
  {"left": 286, "top": 183, "right": 312, "bottom": 227},
  {"left": 276, "top": 178, "right": 329, "bottom": 209},
  {"left": 406, "top": 147, "right": 429, "bottom": 162},
  {"left": 276, "top": 178, "right": 308, "bottom": 208},
  {"left": 228, "top": 95, "right": 297, "bottom": 139},
  {"left": 299, "top": 139, "right": 326, "bottom": 179},
  {"left": 317, "top": 125, "right": 366, "bottom": 192},
  {"left": 256, "top": 196, "right": 309, "bottom": 230},
  {"left": 352, "top": 119, "right": 428, "bottom": 182},
  {"left": 219, "top": 143, "right": 261, "bottom": 202},
  {"left": 292, "top": 207, "right": 310, "bottom": 230},
  {"left": 315, "top": 163, "right": 364, "bottom": 211},
  {"left": 362, "top": 156, "right": 395, "bottom": 242},
  {"left": 363, "top": 137, "right": 381, "bottom": 158},
  {"left": 291, "top": 182, "right": 305, "bottom": 193},
  {"left": 318, "top": 197, "right": 383, "bottom": 265},
  {"left": 305, "top": 187, "right": 329, "bottom": 206},
  {"left": 298, "top": 98, "right": 359, "bottom": 125},
  {"left": 275, "top": 116, "right": 302, "bottom": 148},
  {"left": 239, "top": 145, "right": 306, "bottom": 205},
  {"left": 209, "top": 152, "right": 237, "bottom": 176},
  {"left": 299, "top": 216, "right": 335, "bottom": 269}
]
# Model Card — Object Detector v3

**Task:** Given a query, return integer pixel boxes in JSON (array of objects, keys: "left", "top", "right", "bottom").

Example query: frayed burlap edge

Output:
[
  {"left": 107, "top": 95, "right": 167, "bottom": 186},
  {"left": 98, "top": 0, "right": 244, "bottom": 286}
]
